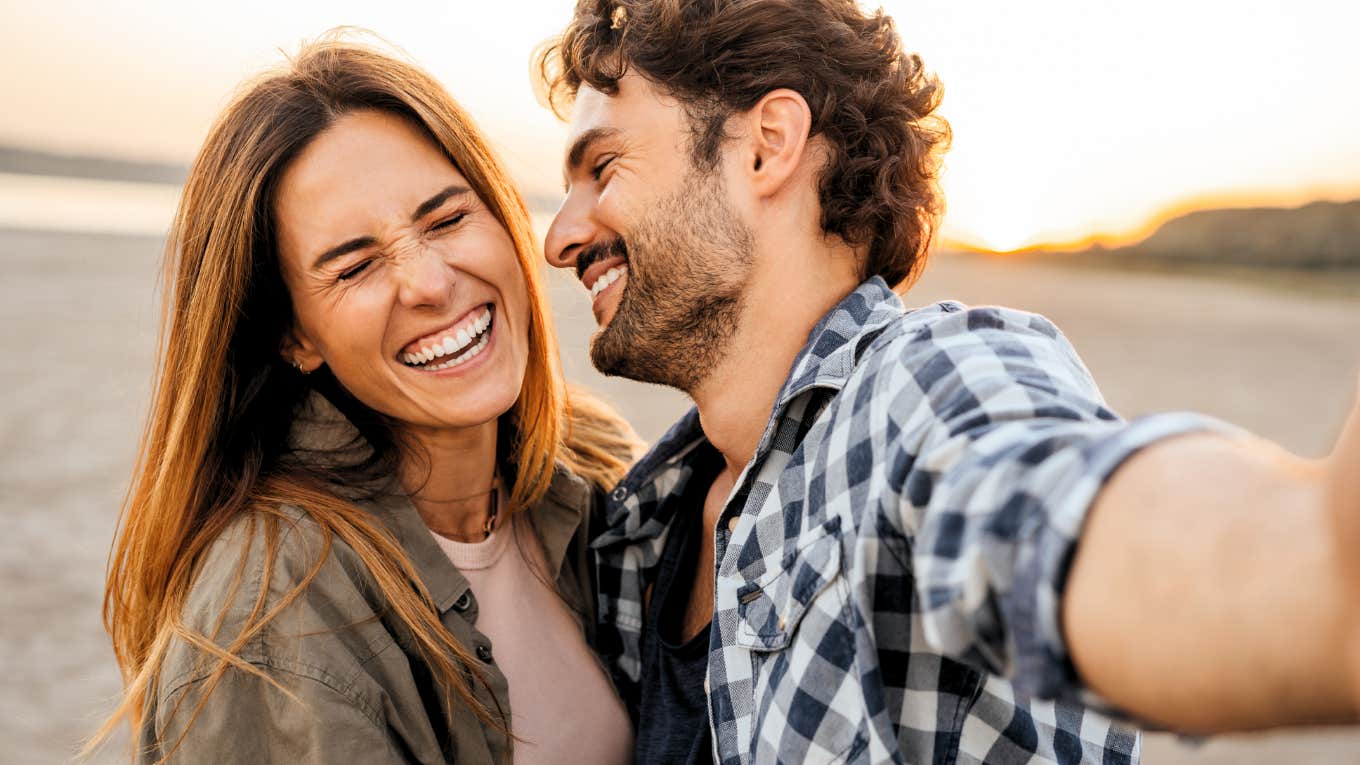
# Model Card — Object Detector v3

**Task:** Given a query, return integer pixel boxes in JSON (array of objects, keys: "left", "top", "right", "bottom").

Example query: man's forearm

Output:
[{"left": 1064, "top": 432, "right": 1355, "bottom": 730}]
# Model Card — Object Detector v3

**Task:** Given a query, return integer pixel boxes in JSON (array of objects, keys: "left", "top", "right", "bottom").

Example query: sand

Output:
[{"left": 2, "top": 228, "right": 1357, "bottom": 763}]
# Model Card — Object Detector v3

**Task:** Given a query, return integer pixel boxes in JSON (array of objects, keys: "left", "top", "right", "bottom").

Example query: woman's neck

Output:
[{"left": 399, "top": 418, "right": 501, "bottom": 542}]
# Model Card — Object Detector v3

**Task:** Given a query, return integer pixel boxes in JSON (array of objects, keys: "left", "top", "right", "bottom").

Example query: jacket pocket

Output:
[{"left": 734, "top": 517, "right": 843, "bottom": 652}]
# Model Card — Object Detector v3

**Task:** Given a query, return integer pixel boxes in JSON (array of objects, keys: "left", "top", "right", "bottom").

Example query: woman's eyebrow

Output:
[
  {"left": 311, "top": 236, "right": 377, "bottom": 271},
  {"left": 411, "top": 184, "right": 471, "bottom": 222}
]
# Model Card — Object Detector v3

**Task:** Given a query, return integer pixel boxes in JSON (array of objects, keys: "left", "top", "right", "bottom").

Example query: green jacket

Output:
[{"left": 138, "top": 396, "right": 603, "bottom": 764}]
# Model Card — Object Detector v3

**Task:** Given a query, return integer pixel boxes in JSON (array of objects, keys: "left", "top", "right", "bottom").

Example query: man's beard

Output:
[{"left": 581, "top": 169, "right": 753, "bottom": 393}]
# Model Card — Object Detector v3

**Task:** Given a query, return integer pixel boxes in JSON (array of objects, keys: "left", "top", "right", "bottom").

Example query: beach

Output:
[{"left": 2, "top": 227, "right": 1357, "bottom": 763}]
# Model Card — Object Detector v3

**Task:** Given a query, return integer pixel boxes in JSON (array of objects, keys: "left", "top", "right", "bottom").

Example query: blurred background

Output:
[{"left": 1, "top": 1, "right": 1357, "bottom": 763}]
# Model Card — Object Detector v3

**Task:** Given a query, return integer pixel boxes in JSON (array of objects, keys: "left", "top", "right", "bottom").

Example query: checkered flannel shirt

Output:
[{"left": 592, "top": 277, "right": 1223, "bottom": 764}]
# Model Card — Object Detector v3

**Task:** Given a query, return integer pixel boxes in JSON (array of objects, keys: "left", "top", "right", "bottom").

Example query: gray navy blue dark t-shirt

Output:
[{"left": 633, "top": 449, "right": 722, "bottom": 765}]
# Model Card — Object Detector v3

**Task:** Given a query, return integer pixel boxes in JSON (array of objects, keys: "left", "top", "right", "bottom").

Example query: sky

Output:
[{"left": 2, "top": 0, "right": 1358, "bottom": 251}]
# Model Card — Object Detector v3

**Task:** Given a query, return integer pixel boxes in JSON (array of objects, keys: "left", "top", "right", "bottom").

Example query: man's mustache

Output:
[{"left": 575, "top": 237, "right": 629, "bottom": 283}]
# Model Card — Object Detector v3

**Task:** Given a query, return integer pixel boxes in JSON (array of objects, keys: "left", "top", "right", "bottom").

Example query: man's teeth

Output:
[
  {"left": 401, "top": 307, "right": 493, "bottom": 367},
  {"left": 589, "top": 265, "right": 628, "bottom": 299}
]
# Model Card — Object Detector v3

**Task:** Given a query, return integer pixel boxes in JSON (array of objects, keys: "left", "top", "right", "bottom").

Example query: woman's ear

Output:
[
  {"left": 744, "top": 88, "right": 813, "bottom": 198},
  {"left": 280, "top": 326, "right": 325, "bottom": 374}
]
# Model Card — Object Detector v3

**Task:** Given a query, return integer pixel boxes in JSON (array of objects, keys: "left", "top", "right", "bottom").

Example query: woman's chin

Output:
[{"left": 393, "top": 362, "right": 526, "bottom": 434}]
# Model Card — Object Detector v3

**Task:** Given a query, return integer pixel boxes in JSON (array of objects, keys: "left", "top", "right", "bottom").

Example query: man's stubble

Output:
[{"left": 590, "top": 169, "right": 754, "bottom": 394}]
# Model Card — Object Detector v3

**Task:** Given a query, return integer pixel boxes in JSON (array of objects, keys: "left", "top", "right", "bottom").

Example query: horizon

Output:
[{"left": 3, "top": 142, "right": 1354, "bottom": 256}]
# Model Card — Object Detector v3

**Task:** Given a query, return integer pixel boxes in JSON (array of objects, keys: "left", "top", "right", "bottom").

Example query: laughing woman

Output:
[{"left": 95, "top": 38, "right": 638, "bottom": 764}]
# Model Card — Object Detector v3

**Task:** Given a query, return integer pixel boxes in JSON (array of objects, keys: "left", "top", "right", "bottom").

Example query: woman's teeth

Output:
[
  {"left": 590, "top": 265, "right": 627, "bottom": 299},
  {"left": 422, "top": 331, "right": 490, "bottom": 371},
  {"left": 401, "top": 307, "right": 493, "bottom": 369}
]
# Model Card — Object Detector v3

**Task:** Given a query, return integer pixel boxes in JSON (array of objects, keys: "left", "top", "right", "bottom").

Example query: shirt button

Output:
[
  {"left": 777, "top": 615, "right": 786, "bottom": 631},
  {"left": 611, "top": 486, "right": 628, "bottom": 501},
  {"left": 452, "top": 591, "right": 472, "bottom": 612},
  {"left": 702, "top": 677, "right": 710, "bottom": 694},
  {"left": 476, "top": 643, "right": 494, "bottom": 663},
  {"left": 726, "top": 516, "right": 739, "bottom": 533}
]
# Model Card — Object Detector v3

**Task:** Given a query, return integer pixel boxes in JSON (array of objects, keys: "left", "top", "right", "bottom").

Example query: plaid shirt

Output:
[{"left": 593, "top": 277, "right": 1221, "bottom": 764}]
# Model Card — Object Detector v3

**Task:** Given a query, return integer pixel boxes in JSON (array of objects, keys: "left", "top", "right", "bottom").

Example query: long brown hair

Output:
[{"left": 94, "top": 33, "right": 638, "bottom": 760}]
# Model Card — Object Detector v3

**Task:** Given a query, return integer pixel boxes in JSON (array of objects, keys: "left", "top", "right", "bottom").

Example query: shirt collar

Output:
[
  {"left": 775, "top": 275, "right": 905, "bottom": 407},
  {"left": 286, "top": 392, "right": 593, "bottom": 612}
]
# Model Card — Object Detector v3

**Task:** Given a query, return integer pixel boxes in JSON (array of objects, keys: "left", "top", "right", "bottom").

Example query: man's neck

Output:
[{"left": 691, "top": 240, "right": 862, "bottom": 472}]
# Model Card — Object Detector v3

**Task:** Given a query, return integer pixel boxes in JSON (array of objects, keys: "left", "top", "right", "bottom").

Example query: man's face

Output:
[{"left": 544, "top": 74, "right": 754, "bottom": 393}]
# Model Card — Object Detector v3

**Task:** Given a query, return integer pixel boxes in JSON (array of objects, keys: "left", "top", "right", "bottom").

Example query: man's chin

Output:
[{"left": 590, "top": 321, "right": 657, "bottom": 384}]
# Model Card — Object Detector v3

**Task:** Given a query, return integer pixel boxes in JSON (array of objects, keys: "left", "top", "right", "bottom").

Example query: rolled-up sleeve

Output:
[{"left": 888, "top": 306, "right": 1230, "bottom": 704}]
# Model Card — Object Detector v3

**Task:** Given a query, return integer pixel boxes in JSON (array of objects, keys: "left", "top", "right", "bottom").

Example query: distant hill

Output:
[{"left": 1113, "top": 199, "right": 1360, "bottom": 269}]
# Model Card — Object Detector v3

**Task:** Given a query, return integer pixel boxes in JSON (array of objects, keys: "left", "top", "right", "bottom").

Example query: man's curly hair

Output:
[{"left": 536, "top": 0, "right": 951, "bottom": 287}]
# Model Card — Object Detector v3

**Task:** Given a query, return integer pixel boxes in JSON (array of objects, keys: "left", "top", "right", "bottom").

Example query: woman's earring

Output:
[{"left": 294, "top": 359, "right": 310, "bottom": 375}]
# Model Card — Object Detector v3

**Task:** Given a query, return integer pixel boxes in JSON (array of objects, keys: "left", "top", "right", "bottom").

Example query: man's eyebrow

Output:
[
  {"left": 565, "top": 127, "right": 622, "bottom": 174},
  {"left": 411, "top": 184, "right": 471, "bottom": 223},
  {"left": 311, "top": 185, "right": 472, "bottom": 271}
]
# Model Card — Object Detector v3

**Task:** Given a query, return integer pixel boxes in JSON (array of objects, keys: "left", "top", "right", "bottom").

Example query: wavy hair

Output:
[
  {"left": 93, "top": 33, "right": 639, "bottom": 761},
  {"left": 537, "top": 0, "right": 952, "bottom": 287}
]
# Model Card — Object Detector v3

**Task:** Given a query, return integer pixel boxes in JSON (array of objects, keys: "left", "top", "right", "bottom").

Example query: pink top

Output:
[{"left": 430, "top": 513, "right": 634, "bottom": 764}]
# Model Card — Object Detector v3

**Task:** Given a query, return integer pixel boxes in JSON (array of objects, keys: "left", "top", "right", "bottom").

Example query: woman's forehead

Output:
[{"left": 273, "top": 110, "right": 469, "bottom": 263}]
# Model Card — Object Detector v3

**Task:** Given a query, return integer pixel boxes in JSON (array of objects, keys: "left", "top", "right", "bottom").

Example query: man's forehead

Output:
[
  {"left": 567, "top": 84, "right": 614, "bottom": 137},
  {"left": 565, "top": 74, "right": 681, "bottom": 144}
]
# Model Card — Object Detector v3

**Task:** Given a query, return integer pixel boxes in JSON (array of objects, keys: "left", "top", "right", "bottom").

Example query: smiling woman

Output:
[{"left": 91, "top": 34, "right": 639, "bottom": 764}]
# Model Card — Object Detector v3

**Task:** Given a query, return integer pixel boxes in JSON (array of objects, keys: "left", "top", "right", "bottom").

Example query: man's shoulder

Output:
[
  {"left": 874, "top": 300, "right": 1067, "bottom": 354},
  {"left": 855, "top": 300, "right": 1091, "bottom": 391}
]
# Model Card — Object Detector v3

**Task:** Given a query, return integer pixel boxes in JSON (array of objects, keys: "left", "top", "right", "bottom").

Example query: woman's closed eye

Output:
[
  {"left": 337, "top": 259, "right": 373, "bottom": 281},
  {"left": 431, "top": 211, "right": 468, "bottom": 233}
]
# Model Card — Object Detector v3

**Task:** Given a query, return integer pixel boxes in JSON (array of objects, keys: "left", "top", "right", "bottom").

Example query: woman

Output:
[{"left": 94, "top": 37, "right": 640, "bottom": 764}]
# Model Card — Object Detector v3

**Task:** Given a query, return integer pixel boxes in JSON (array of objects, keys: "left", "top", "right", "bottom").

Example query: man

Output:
[{"left": 538, "top": 1, "right": 1360, "bottom": 763}]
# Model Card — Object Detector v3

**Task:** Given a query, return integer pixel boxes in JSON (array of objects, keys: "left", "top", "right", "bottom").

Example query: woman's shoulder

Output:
[{"left": 160, "top": 506, "right": 395, "bottom": 695}]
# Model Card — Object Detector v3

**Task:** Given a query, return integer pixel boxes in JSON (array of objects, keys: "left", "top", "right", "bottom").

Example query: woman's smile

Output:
[{"left": 397, "top": 303, "right": 498, "bottom": 376}]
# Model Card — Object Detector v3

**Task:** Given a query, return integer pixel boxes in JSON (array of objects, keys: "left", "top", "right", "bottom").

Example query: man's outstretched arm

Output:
[{"left": 1066, "top": 381, "right": 1360, "bottom": 731}]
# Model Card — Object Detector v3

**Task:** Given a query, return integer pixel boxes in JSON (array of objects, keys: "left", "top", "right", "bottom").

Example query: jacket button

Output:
[
  {"left": 453, "top": 591, "right": 472, "bottom": 612},
  {"left": 476, "top": 643, "right": 494, "bottom": 663}
]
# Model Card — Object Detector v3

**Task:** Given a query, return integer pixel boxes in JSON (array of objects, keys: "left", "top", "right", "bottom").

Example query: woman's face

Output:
[{"left": 275, "top": 109, "right": 531, "bottom": 435}]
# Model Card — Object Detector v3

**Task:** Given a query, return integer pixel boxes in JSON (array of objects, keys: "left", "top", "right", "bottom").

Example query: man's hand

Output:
[{"left": 1326, "top": 375, "right": 1360, "bottom": 712}]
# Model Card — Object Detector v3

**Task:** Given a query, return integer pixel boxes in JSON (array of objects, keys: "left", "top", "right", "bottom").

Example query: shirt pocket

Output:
[{"left": 734, "top": 517, "right": 844, "bottom": 651}]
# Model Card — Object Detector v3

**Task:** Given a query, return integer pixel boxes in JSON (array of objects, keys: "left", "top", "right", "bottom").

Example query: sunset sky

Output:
[{"left": 2, "top": 0, "right": 1357, "bottom": 251}]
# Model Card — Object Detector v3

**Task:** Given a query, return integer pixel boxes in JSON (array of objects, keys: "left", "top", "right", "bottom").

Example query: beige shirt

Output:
[{"left": 431, "top": 512, "right": 633, "bottom": 764}]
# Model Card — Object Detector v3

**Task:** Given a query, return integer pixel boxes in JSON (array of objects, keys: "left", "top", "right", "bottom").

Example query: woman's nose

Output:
[
  {"left": 544, "top": 190, "right": 599, "bottom": 272},
  {"left": 395, "top": 247, "right": 456, "bottom": 309}
]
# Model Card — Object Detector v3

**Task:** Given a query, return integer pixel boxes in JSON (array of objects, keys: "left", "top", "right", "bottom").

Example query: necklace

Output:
[{"left": 422, "top": 470, "right": 501, "bottom": 542}]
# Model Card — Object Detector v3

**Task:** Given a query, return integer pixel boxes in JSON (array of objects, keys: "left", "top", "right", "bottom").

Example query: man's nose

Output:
[{"left": 544, "top": 190, "right": 600, "bottom": 272}]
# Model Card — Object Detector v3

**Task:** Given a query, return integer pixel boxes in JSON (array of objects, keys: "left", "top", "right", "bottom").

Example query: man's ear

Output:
[
  {"left": 743, "top": 89, "right": 813, "bottom": 198},
  {"left": 280, "top": 324, "right": 325, "bottom": 374}
]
